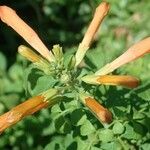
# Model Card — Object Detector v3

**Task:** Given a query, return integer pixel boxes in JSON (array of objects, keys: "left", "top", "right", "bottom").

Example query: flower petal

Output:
[
  {"left": 0, "top": 6, "right": 54, "bottom": 62},
  {"left": 82, "top": 75, "right": 139, "bottom": 88},
  {"left": 79, "top": 94, "right": 112, "bottom": 124},
  {"left": 95, "top": 37, "right": 150, "bottom": 75},
  {"left": 75, "top": 2, "right": 110, "bottom": 66}
]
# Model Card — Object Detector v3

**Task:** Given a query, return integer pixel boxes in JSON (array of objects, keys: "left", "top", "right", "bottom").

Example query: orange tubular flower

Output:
[
  {"left": 82, "top": 75, "right": 139, "bottom": 88},
  {"left": 95, "top": 37, "right": 150, "bottom": 75},
  {"left": 0, "top": 6, "right": 54, "bottom": 62},
  {"left": 0, "top": 89, "right": 58, "bottom": 134},
  {"left": 79, "top": 94, "right": 112, "bottom": 124},
  {"left": 0, "top": 96, "right": 48, "bottom": 134},
  {"left": 75, "top": 2, "right": 110, "bottom": 66}
]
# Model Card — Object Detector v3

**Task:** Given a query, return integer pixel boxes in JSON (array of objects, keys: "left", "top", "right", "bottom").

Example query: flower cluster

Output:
[{"left": 0, "top": 2, "right": 149, "bottom": 133}]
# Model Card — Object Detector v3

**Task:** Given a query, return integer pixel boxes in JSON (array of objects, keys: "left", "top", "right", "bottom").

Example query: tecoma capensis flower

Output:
[{"left": 0, "top": 2, "right": 149, "bottom": 133}]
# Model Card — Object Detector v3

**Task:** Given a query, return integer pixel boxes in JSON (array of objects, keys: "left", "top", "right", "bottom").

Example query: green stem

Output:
[
  {"left": 117, "top": 137, "right": 128, "bottom": 150},
  {"left": 54, "top": 108, "right": 73, "bottom": 120}
]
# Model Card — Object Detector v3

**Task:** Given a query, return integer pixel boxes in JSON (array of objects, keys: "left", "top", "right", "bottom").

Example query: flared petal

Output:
[
  {"left": 95, "top": 37, "right": 150, "bottom": 75},
  {"left": 0, "top": 6, "right": 54, "bottom": 62},
  {"left": 75, "top": 2, "right": 110, "bottom": 66}
]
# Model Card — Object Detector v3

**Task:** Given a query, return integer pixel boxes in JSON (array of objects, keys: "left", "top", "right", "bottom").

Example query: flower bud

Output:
[
  {"left": 18, "top": 45, "right": 41, "bottom": 62},
  {"left": 79, "top": 93, "right": 112, "bottom": 124},
  {"left": 82, "top": 75, "right": 139, "bottom": 88}
]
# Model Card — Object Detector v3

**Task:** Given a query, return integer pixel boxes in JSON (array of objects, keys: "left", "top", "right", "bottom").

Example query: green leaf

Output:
[
  {"left": 0, "top": 94, "right": 20, "bottom": 109},
  {"left": 85, "top": 48, "right": 106, "bottom": 70},
  {"left": 70, "top": 109, "right": 87, "bottom": 126},
  {"left": 0, "top": 103, "right": 5, "bottom": 114},
  {"left": 113, "top": 122, "right": 125, "bottom": 135},
  {"left": 140, "top": 143, "right": 150, "bottom": 150},
  {"left": 136, "top": 83, "right": 150, "bottom": 101},
  {"left": 76, "top": 138, "right": 87, "bottom": 150},
  {"left": 91, "top": 146, "right": 102, "bottom": 150},
  {"left": 25, "top": 66, "right": 57, "bottom": 96},
  {"left": 122, "top": 124, "right": 142, "bottom": 140},
  {"left": 51, "top": 104, "right": 62, "bottom": 114},
  {"left": 55, "top": 116, "right": 72, "bottom": 134},
  {"left": 80, "top": 120, "right": 96, "bottom": 136},
  {"left": 98, "top": 129, "right": 114, "bottom": 143},
  {"left": 3, "top": 78, "right": 23, "bottom": 93},
  {"left": 132, "top": 122, "right": 146, "bottom": 136},
  {"left": 31, "top": 75, "right": 57, "bottom": 96},
  {"left": 44, "top": 137, "right": 62, "bottom": 150},
  {"left": 8, "top": 64, "right": 23, "bottom": 81},
  {"left": 63, "top": 53, "right": 74, "bottom": 69},
  {"left": 101, "top": 141, "right": 122, "bottom": 150}
]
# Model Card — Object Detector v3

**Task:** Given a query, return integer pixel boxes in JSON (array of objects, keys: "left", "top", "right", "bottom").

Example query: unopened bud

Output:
[{"left": 18, "top": 45, "right": 41, "bottom": 62}]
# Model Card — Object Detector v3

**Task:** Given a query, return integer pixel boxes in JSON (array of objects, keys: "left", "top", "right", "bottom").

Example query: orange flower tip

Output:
[
  {"left": 0, "top": 5, "right": 14, "bottom": 23},
  {"left": 97, "top": 109, "right": 112, "bottom": 124},
  {"left": 96, "top": 2, "right": 110, "bottom": 16}
]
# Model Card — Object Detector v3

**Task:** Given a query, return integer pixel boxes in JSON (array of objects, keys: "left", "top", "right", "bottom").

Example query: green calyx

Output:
[
  {"left": 22, "top": 44, "right": 87, "bottom": 103},
  {"left": 52, "top": 45, "right": 63, "bottom": 62},
  {"left": 42, "top": 88, "right": 59, "bottom": 101}
]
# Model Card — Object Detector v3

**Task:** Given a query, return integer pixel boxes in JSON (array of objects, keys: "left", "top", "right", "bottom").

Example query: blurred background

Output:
[{"left": 0, "top": 0, "right": 150, "bottom": 149}]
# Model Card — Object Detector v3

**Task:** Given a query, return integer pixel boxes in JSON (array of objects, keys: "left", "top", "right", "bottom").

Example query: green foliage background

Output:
[{"left": 0, "top": 0, "right": 150, "bottom": 149}]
